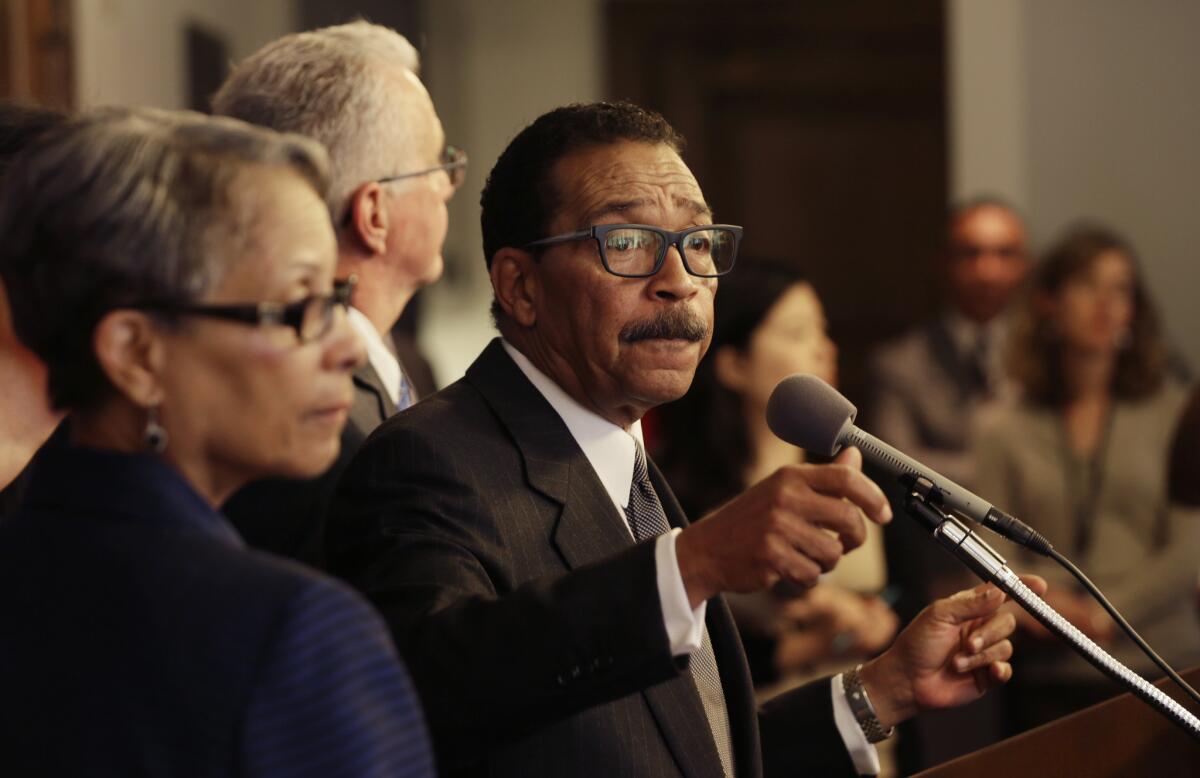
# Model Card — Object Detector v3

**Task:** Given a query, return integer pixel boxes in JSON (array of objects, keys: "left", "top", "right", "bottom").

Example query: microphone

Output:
[{"left": 766, "top": 373, "right": 1050, "bottom": 554}]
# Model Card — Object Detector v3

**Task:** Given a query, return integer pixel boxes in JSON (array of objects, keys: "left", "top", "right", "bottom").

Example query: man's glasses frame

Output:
[
  {"left": 377, "top": 145, "right": 468, "bottom": 191},
  {"left": 524, "top": 223, "right": 743, "bottom": 278},
  {"left": 129, "top": 277, "right": 356, "bottom": 343}
]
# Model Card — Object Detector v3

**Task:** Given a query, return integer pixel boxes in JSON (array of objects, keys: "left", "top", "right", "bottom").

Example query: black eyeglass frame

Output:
[
  {"left": 376, "top": 144, "right": 468, "bottom": 190},
  {"left": 523, "top": 223, "right": 744, "bottom": 278},
  {"left": 129, "top": 277, "right": 356, "bottom": 343}
]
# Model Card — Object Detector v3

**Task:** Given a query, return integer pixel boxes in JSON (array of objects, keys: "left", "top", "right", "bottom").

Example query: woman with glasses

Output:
[
  {"left": 973, "top": 225, "right": 1200, "bottom": 733},
  {"left": 656, "top": 260, "right": 898, "bottom": 689},
  {"left": 0, "top": 108, "right": 432, "bottom": 777}
]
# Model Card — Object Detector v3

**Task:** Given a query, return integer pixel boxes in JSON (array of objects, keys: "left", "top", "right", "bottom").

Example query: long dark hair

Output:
[
  {"left": 655, "top": 260, "right": 807, "bottom": 518},
  {"left": 1006, "top": 224, "right": 1167, "bottom": 406}
]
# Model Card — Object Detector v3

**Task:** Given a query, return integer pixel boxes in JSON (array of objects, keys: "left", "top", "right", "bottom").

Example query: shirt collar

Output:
[
  {"left": 944, "top": 308, "right": 1006, "bottom": 357},
  {"left": 502, "top": 339, "right": 642, "bottom": 511},
  {"left": 347, "top": 306, "right": 402, "bottom": 407}
]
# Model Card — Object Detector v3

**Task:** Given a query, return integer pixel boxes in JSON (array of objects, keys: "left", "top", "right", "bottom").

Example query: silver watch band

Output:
[{"left": 842, "top": 664, "right": 895, "bottom": 744}]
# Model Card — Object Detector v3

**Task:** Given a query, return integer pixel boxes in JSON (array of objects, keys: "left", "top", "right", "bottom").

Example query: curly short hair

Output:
[{"left": 0, "top": 107, "right": 329, "bottom": 411}]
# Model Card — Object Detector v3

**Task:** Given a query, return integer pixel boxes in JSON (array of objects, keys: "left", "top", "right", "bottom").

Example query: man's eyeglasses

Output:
[
  {"left": 129, "top": 277, "right": 356, "bottom": 343},
  {"left": 377, "top": 145, "right": 468, "bottom": 191},
  {"left": 524, "top": 223, "right": 743, "bottom": 278}
]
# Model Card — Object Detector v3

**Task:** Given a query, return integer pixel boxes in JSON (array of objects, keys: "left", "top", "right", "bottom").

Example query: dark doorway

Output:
[
  {"left": 186, "top": 23, "right": 228, "bottom": 113},
  {"left": 605, "top": 0, "right": 947, "bottom": 410}
]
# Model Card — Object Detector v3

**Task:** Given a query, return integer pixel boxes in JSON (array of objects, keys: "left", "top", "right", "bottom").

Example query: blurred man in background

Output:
[
  {"left": 865, "top": 197, "right": 1030, "bottom": 769},
  {"left": 868, "top": 198, "right": 1030, "bottom": 490},
  {"left": 868, "top": 198, "right": 1031, "bottom": 604}
]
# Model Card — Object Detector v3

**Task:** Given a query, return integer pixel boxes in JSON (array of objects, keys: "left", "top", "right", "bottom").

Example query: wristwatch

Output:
[{"left": 842, "top": 664, "right": 895, "bottom": 743}]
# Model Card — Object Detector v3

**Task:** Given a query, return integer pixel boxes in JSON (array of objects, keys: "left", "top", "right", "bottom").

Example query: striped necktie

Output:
[{"left": 627, "top": 441, "right": 735, "bottom": 778}]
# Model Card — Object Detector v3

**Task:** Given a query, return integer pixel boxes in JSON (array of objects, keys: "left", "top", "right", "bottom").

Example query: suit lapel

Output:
[
  {"left": 465, "top": 340, "right": 635, "bottom": 569},
  {"left": 352, "top": 362, "right": 396, "bottom": 430},
  {"left": 466, "top": 340, "right": 727, "bottom": 778}
]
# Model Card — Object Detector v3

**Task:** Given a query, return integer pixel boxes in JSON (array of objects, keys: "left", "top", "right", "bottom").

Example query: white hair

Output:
[{"left": 212, "top": 20, "right": 423, "bottom": 221}]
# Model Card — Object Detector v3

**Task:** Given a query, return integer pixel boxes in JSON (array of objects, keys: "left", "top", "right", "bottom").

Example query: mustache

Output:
[{"left": 619, "top": 307, "right": 709, "bottom": 343}]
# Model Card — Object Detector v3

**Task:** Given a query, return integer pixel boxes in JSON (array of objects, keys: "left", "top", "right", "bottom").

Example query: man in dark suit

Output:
[
  {"left": 865, "top": 199, "right": 1030, "bottom": 769},
  {"left": 329, "top": 102, "right": 1033, "bottom": 777},
  {"left": 866, "top": 199, "right": 1030, "bottom": 612},
  {"left": 212, "top": 21, "right": 462, "bottom": 566},
  {"left": 867, "top": 198, "right": 1030, "bottom": 492}
]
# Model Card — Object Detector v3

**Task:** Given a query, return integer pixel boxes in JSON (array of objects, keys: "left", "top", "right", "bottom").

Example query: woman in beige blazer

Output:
[{"left": 974, "top": 225, "right": 1200, "bottom": 733}]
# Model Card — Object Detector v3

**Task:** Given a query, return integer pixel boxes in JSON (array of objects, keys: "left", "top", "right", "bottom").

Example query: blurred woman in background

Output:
[
  {"left": 0, "top": 108, "right": 432, "bottom": 776},
  {"left": 974, "top": 225, "right": 1200, "bottom": 732},
  {"left": 656, "top": 260, "right": 898, "bottom": 688}
]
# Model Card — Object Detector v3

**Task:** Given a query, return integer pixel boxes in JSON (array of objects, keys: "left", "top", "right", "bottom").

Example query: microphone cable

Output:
[
  {"left": 906, "top": 493, "right": 1200, "bottom": 740},
  {"left": 971, "top": 509, "right": 1200, "bottom": 710},
  {"left": 1044, "top": 543, "right": 1200, "bottom": 710}
]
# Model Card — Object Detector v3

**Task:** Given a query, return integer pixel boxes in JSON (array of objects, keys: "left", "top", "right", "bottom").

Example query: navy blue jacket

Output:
[{"left": 0, "top": 444, "right": 434, "bottom": 777}]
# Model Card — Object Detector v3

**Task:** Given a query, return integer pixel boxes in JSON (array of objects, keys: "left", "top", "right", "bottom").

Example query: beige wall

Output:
[
  {"left": 418, "top": 0, "right": 603, "bottom": 385},
  {"left": 72, "top": 0, "right": 295, "bottom": 109},
  {"left": 950, "top": 0, "right": 1200, "bottom": 370},
  {"left": 947, "top": 0, "right": 1027, "bottom": 207}
]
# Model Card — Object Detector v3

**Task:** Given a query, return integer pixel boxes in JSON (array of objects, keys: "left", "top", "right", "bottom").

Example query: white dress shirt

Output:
[
  {"left": 347, "top": 306, "right": 403, "bottom": 408},
  {"left": 502, "top": 340, "right": 879, "bottom": 775}
]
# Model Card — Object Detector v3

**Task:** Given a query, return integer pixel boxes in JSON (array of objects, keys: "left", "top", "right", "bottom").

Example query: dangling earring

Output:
[{"left": 144, "top": 406, "right": 168, "bottom": 454}]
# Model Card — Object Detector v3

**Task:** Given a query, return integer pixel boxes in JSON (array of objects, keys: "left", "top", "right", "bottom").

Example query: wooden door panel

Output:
[{"left": 607, "top": 0, "right": 946, "bottom": 406}]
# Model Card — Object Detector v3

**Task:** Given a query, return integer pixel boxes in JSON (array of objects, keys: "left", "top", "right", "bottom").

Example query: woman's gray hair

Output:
[
  {"left": 212, "top": 20, "right": 421, "bottom": 221},
  {"left": 0, "top": 105, "right": 331, "bottom": 411}
]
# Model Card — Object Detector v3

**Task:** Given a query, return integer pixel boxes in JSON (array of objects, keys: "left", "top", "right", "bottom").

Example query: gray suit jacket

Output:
[
  {"left": 327, "top": 339, "right": 855, "bottom": 778},
  {"left": 865, "top": 318, "right": 1004, "bottom": 616},
  {"left": 867, "top": 317, "right": 993, "bottom": 487},
  {"left": 223, "top": 362, "right": 395, "bottom": 568},
  {"left": 974, "top": 384, "right": 1200, "bottom": 684}
]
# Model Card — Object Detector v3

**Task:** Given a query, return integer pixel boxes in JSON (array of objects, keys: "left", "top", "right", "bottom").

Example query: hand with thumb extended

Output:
[
  {"left": 831, "top": 445, "right": 863, "bottom": 470},
  {"left": 858, "top": 575, "right": 1048, "bottom": 729}
]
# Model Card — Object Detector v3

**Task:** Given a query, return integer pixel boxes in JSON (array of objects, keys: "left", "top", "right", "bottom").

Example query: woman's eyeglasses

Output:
[{"left": 129, "top": 277, "right": 356, "bottom": 343}]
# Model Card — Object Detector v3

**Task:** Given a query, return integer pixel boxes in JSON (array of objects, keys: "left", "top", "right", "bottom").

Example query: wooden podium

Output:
[{"left": 916, "top": 667, "right": 1200, "bottom": 777}]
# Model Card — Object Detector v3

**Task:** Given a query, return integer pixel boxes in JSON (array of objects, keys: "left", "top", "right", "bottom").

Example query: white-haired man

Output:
[{"left": 213, "top": 21, "right": 463, "bottom": 567}]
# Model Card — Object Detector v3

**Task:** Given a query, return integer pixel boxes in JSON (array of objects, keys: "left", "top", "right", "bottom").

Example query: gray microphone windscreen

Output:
[{"left": 766, "top": 374, "right": 857, "bottom": 456}]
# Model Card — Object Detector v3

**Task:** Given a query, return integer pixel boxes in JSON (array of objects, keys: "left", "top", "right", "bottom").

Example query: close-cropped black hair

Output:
[
  {"left": 479, "top": 100, "right": 685, "bottom": 270},
  {"left": 656, "top": 259, "right": 809, "bottom": 517}
]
